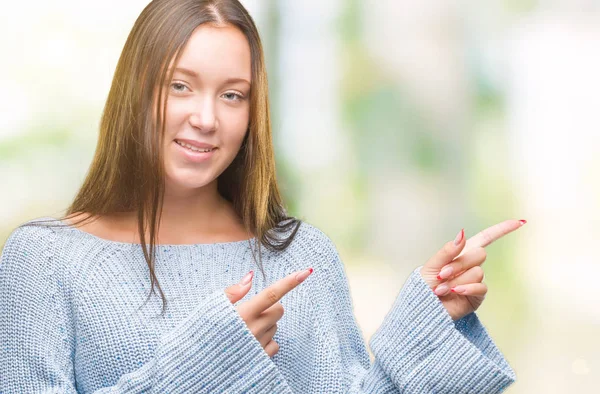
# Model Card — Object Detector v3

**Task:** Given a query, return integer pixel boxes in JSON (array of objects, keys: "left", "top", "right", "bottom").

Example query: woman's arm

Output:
[
  {"left": 307, "top": 225, "right": 516, "bottom": 393},
  {"left": 0, "top": 224, "right": 294, "bottom": 393},
  {"left": 368, "top": 265, "right": 516, "bottom": 393}
]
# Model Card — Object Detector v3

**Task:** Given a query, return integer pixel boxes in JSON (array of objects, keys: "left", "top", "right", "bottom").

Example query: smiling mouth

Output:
[{"left": 174, "top": 139, "right": 217, "bottom": 153}]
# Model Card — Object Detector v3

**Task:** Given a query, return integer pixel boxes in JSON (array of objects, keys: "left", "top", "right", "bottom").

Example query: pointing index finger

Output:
[
  {"left": 249, "top": 268, "right": 313, "bottom": 315},
  {"left": 465, "top": 219, "right": 524, "bottom": 250}
]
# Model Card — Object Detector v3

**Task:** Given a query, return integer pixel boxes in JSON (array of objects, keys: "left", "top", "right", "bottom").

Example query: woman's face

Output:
[{"left": 159, "top": 23, "right": 251, "bottom": 195}]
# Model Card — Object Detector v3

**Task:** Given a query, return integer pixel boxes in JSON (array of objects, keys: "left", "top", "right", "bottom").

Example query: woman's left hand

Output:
[{"left": 419, "top": 219, "right": 526, "bottom": 321}]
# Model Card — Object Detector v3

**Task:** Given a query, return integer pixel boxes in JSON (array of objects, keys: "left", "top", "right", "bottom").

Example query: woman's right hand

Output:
[{"left": 224, "top": 268, "right": 314, "bottom": 357}]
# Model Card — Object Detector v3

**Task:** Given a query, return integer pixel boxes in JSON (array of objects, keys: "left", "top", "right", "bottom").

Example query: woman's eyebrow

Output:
[
  {"left": 223, "top": 77, "right": 251, "bottom": 86},
  {"left": 171, "top": 67, "right": 199, "bottom": 78},
  {"left": 170, "top": 67, "right": 250, "bottom": 85}
]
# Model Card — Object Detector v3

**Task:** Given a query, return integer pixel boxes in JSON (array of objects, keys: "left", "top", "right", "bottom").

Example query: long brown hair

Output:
[{"left": 20, "top": 0, "right": 301, "bottom": 316}]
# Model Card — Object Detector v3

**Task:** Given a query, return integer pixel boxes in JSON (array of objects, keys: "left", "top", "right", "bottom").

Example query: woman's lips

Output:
[{"left": 173, "top": 140, "right": 217, "bottom": 163}]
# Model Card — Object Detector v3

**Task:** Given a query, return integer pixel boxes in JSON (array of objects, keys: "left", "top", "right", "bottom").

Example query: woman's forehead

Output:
[{"left": 169, "top": 24, "right": 252, "bottom": 85}]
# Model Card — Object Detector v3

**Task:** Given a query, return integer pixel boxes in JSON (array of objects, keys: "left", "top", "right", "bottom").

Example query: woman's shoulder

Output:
[
  {"left": 283, "top": 221, "right": 349, "bottom": 296},
  {"left": 294, "top": 221, "right": 336, "bottom": 246},
  {"left": 2, "top": 214, "right": 109, "bottom": 262},
  {"left": 1, "top": 217, "right": 65, "bottom": 277},
  {"left": 1, "top": 214, "right": 128, "bottom": 288},
  {"left": 3, "top": 216, "right": 60, "bottom": 250},
  {"left": 279, "top": 220, "right": 341, "bottom": 261}
]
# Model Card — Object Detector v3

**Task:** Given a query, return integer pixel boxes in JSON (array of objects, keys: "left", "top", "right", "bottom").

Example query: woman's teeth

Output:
[{"left": 175, "top": 140, "right": 214, "bottom": 153}]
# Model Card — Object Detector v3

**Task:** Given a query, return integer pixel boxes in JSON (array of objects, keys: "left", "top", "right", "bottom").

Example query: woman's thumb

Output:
[
  {"left": 425, "top": 228, "right": 466, "bottom": 271},
  {"left": 224, "top": 270, "right": 254, "bottom": 304}
]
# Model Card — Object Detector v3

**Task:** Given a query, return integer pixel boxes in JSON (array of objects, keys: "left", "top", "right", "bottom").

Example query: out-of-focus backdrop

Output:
[{"left": 1, "top": 0, "right": 598, "bottom": 392}]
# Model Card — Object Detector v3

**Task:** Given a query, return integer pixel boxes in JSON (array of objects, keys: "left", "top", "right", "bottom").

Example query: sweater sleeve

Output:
[
  {"left": 0, "top": 224, "right": 294, "bottom": 393},
  {"left": 367, "top": 264, "right": 517, "bottom": 393},
  {"left": 313, "top": 231, "right": 516, "bottom": 393}
]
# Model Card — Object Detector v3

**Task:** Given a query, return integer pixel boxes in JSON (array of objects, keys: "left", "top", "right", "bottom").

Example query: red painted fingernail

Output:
[
  {"left": 434, "top": 284, "right": 449, "bottom": 295},
  {"left": 438, "top": 265, "right": 454, "bottom": 280},
  {"left": 453, "top": 229, "right": 464, "bottom": 246},
  {"left": 296, "top": 268, "right": 313, "bottom": 283},
  {"left": 240, "top": 270, "right": 254, "bottom": 285},
  {"left": 519, "top": 219, "right": 527, "bottom": 225}
]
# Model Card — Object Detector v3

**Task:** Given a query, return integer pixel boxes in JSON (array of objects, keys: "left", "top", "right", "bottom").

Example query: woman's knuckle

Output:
[
  {"left": 471, "top": 265, "right": 484, "bottom": 281},
  {"left": 266, "top": 289, "right": 280, "bottom": 304},
  {"left": 479, "top": 247, "right": 487, "bottom": 261}
]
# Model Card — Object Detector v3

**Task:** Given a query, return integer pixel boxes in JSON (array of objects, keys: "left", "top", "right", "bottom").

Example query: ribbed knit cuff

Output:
[
  {"left": 453, "top": 311, "right": 515, "bottom": 378},
  {"left": 368, "top": 266, "right": 516, "bottom": 393},
  {"left": 153, "top": 289, "right": 292, "bottom": 393}
]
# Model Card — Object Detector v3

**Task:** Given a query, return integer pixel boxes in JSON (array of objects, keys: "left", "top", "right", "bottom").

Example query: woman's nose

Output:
[{"left": 188, "top": 98, "right": 217, "bottom": 132}]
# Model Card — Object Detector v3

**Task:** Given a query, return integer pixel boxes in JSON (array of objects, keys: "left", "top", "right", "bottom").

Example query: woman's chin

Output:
[{"left": 164, "top": 171, "right": 217, "bottom": 191}]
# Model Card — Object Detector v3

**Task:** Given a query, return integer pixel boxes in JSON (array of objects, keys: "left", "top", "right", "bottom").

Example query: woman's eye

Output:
[
  {"left": 170, "top": 83, "right": 188, "bottom": 93},
  {"left": 222, "top": 92, "right": 244, "bottom": 102}
]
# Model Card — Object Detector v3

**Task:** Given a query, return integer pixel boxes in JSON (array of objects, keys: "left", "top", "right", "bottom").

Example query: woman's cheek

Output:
[{"left": 165, "top": 102, "right": 189, "bottom": 127}]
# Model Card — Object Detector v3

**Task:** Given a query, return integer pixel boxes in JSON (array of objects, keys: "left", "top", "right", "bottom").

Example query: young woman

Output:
[{"left": 0, "top": 0, "right": 522, "bottom": 392}]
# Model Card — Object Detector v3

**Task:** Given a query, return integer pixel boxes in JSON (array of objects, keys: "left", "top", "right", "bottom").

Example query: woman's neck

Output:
[{"left": 68, "top": 195, "right": 253, "bottom": 245}]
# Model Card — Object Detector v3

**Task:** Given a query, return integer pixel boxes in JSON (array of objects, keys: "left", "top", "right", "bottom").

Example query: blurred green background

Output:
[{"left": 1, "top": 0, "right": 598, "bottom": 392}]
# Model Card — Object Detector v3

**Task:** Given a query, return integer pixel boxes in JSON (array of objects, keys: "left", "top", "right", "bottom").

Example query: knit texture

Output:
[{"left": 0, "top": 217, "right": 516, "bottom": 393}]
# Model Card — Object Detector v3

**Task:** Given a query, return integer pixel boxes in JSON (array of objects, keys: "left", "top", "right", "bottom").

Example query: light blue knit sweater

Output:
[{"left": 0, "top": 217, "right": 516, "bottom": 393}]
